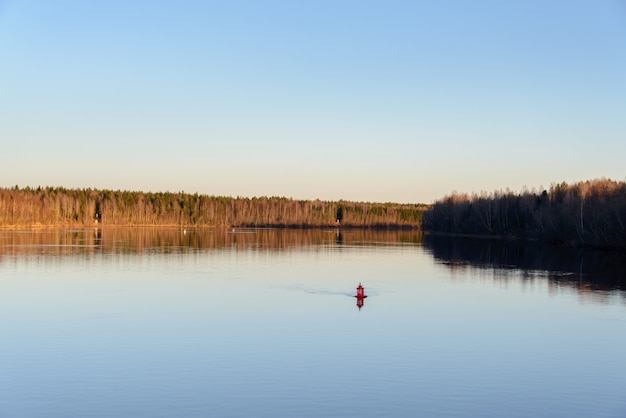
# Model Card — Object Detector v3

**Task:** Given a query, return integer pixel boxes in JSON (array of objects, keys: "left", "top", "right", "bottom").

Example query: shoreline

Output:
[{"left": 0, "top": 223, "right": 421, "bottom": 231}]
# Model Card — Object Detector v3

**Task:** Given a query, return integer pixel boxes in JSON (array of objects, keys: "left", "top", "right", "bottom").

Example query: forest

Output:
[
  {"left": 0, "top": 186, "right": 426, "bottom": 229},
  {"left": 422, "top": 178, "right": 626, "bottom": 249}
]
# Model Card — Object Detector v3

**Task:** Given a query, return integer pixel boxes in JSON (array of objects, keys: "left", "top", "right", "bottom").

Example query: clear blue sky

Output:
[{"left": 1, "top": 1, "right": 625, "bottom": 203}]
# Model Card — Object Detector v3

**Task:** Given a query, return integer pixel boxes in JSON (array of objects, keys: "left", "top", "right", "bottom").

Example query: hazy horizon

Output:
[{"left": 1, "top": 1, "right": 625, "bottom": 203}]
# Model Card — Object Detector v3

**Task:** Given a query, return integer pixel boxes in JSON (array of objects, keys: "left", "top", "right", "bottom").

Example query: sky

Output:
[{"left": 1, "top": 1, "right": 625, "bottom": 203}]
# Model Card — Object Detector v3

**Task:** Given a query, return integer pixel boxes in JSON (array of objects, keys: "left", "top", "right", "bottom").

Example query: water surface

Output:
[{"left": 0, "top": 228, "right": 624, "bottom": 417}]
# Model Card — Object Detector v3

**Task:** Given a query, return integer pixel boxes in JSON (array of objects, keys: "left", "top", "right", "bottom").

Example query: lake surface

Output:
[{"left": 0, "top": 228, "right": 625, "bottom": 418}]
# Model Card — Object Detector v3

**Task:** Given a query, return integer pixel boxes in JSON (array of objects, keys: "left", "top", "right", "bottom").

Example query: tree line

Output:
[
  {"left": 422, "top": 178, "right": 626, "bottom": 249},
  {"left": 0, "top": 186, "right": 426, "bottom": 229}
]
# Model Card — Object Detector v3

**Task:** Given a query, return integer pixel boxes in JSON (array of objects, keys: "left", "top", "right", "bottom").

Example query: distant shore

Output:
[
  {"left": 422, "top": 178, "right": 626, "bottom": 249},
  {"left": 7, "top": 178, "right": 624, "bottom": 249},
  {"left": 0, "top": 186, "right": 427, "bottom": 230}
]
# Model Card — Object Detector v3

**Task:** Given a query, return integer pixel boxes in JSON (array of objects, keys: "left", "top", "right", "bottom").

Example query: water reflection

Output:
[
  {"left": 424, "top": 234, "right": 626, "bottom": 302},
  {"left": 0, "top": 227, "right": 423, "bottom": 257},
  {"left": 3, "top": 228, "right": 625, "bottom": 304}
]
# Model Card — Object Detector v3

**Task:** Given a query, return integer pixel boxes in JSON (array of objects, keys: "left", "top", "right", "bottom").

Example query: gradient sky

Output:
[{"left": 1, "top": 1, "right": 625, "bottom": 203}]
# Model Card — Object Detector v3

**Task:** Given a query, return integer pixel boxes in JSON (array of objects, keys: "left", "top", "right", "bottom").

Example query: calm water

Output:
[{"left": 0, "top": 228, "right": 625, "bottom": 418}]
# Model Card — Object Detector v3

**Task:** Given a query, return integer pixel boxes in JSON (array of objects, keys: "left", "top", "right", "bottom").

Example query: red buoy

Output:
[
  {"left": 356, "top": 283, "right": 366, "bottom": 298},
  {"left": 355, "top": 283, "right": 367, "bottom": 310}
]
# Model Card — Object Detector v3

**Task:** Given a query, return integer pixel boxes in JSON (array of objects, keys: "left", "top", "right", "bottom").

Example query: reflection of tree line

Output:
[
  {"left": 0, "top": 187, "right": 426, "bottom": 228},
  {"left": 424, "top": 234, "right": 626, "bottom": 296},
  {"left": 0, "top": 228, "right": 424, "bottom": 257},
  {"left": 423, "top": 179, "right": 626, "bottom": 248}
]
